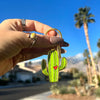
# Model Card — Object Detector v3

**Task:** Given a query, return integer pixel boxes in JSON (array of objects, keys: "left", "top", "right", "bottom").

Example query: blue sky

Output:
[{"left": 0, "top": 0, "right": 100, "bottom": 60}]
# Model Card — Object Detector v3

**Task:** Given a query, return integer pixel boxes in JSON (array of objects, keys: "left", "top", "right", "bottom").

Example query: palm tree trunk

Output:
[
  {"left": 83, "top": 22, "right": 98, "bottom": 88},
  {"left": 87, "top": 57, "right": 92, "bottom": 84},
  {"left": 86, "top": 67, "right": 90, "bottom": 84}
]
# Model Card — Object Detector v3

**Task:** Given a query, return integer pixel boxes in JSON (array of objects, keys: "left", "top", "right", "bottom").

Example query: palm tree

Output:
[
  {"left": 97, "top": 39, "right": 100, "bottom": 58},
  {"left": 74, "top": 7, "right": 98, "bottom": 87},
  {"left": 83, "top": 49, "right": 92, "bottom": 84},
  {"left": 97, "top": 39, "right": 100, "bottom": 71},
  {"left": 97, "top": 39, "right": 100, "bottom": 49}
]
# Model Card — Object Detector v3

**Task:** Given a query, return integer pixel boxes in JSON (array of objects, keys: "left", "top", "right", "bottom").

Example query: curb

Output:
[{"left": 19, "top": 91, "right": 61, "bottom": 100}]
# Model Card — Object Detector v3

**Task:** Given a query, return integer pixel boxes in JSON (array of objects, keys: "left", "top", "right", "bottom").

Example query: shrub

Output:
[
  {"left": 32, "top": 77, "right": 37, "bottom": 83},
  {"left": 50, "top": 83, "right": 60, "bottom": 95},
  {"left": 69, "top": 79, "right": 81, "bottom": 87},
  {"left": 0, "top": 79, "right": 9, "bottom": 86},
  {"left": 25, "top": 80, "right": 31, "bottom": 83},
  {"left": 59, "top": 85, "right": 75, "bottom": 94},
  {"left": 60, "top": 72, "right": 73, "bottom": 80},
  {"left": 50, "top": 84, "right": 76, "bottom": 95},
  {"left": 97, "top": 75, "right": 100, "bottom": 86},
  {"left": 18, "top": 80, "right": 24, "bottom": 83},
  {"left": 73, "top": 72, "right": 87, "bottom": 81},
  {"left": 70, "top": 68, "right": 79, "bottom": 74},
  {"left": 94, "top": 87, "right": 100, "bottom": 97},
  {"left": 36, "top": 77, "right": 40, "bottom": 81}
]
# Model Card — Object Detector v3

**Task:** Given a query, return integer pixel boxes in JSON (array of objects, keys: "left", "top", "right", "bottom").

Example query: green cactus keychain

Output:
[{"left": 41, "top": 28, "right": 67, "bottom": 82}]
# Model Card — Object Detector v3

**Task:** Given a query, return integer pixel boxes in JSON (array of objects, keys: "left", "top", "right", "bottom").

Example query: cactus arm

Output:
[
  {"left": 59, "top": 57, "right": 67, "bottom": 71},
  {"left": 41, "top": 59, "right": 48, "bottom": 76}
]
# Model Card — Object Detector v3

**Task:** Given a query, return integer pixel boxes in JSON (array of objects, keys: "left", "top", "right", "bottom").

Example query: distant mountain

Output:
[
  {"left": 24, "top": 53, "right": 87, "bottom": 72},
  {"left": 31, "top": 59, "right": 42, "bottom": 65},
  {"left": 67, "top": 53, "right": 86, "bottom": 72}
]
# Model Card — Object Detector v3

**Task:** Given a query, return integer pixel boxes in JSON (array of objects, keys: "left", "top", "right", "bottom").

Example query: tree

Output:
[
  {"left": 83, "top": 49, "right": 92, "bottom": 84},
  {"left": 97, "top": 39, "right": 100, "bottom": 49},
  {"left": 97, "top": 39, "right": 100, "bottom": 72},
  {"left": 97, "top": 39, "right": 100, "bottom": 58},
  {"left": 74, "top": 7, "right": 98, "bottom": 87}
]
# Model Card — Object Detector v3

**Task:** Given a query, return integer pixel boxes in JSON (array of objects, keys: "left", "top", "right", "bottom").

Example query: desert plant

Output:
[
  {"left": 73, "top": 72, "right": 87, "bottom": 81},
  {"left": 0, "top": 79, "right": 9, "bottom": 86},
  {"left": 94, "top": 87, "right": 100, "bottom": 97},
  {"left": 97, "top": 39, "right": 100, "bottom": 49},
  {"left": 50, "top": 84, "right": 75, "bottom": 95},
  {"left": 59, "top": 85, "right": 75, "bottom": 94},
  {"left": 18, "top": 80, "right": 24, "bottom": 83},
  {"left": 69, "top": 79, "right": 81, "bottom": 87},
  {"left": 83, "top": 49, "right": 92, "bottom": 85},
  {"left": 50, "top": 83, "right": 60, "bottom": 95},
  {"left": 25, "top": 80, "right": 31, "bottom": 83},
  {"left": 59, "top": 72, "right": 73, "bottom": 80},
  {"left": 70, "top": 68, "right": 79, "bottom": 74},
  {"left": 97, "top": 75, "right": 100, "bottom": 86}
]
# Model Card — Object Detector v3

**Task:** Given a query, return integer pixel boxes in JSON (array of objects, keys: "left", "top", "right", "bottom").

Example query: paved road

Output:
[
  {"left": 0, "top": 82, "right": 51, "bottom": 100},
  {"left": 0, "top": 81, "right": 68, "bottom": 100}
]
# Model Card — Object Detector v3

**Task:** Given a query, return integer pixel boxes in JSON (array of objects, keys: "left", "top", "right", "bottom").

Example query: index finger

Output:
[{"left": 25, "top": 20, "right": 57, "bottom": 36}]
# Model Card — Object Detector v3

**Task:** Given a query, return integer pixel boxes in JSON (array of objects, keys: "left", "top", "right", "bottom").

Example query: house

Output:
[
  {"left": 1, "top": 60, "right": 46, "bottom": 82},
  {"left": 18, "top": 61, "right": 46, "bottom": 81},
  {"left": 16, "top": 68, "right": 33, "bottom": 82},
  {"left": 2, "top": 65, "right": 34, "bottom": 82}
]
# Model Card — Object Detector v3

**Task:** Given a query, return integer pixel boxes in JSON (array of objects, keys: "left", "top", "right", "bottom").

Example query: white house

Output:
[{"left": 16, "top": 69, "right": 33, "bottom": 82}]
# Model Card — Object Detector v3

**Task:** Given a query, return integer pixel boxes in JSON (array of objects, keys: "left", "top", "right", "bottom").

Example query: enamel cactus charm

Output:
[
  {"left": 41, "top": 28, "right": 67, "bottom": 82},
  {"left": 42, "top": 49, "right": 67, "bottom": 82}
]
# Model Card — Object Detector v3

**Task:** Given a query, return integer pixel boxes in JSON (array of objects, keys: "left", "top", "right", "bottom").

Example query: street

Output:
[{"left": 0, "top": 82, "right": 51, "bottom": 100}]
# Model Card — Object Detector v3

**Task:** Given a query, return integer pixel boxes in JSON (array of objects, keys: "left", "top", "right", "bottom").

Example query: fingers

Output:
[
  {"left": 25, "top": 20, "right": 57, "bottom": 36},
  {"left": 0, "top": 19, "right": 57, "bottom": 36},
  {"left": 13, "top": 47, "right": 66, "bottom": 64},
  {"left": 14, "top": 32, "right": 69, "bottom": 49},
  {"left": 32, "top": 34, "right": 69, "bottom": 48}
]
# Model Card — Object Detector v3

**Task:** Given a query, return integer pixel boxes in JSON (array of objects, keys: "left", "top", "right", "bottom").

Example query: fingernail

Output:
[
  {"left": 50, "top": 36, "right": 69, "bottom": 47},
  {"left": 61, "top": 48, "right": 67, "bottom": 53},
  {"left": 62, "top": 41, "right": 69, "bottom": 47},
  {"left": 50, "top": 36, "right": 64, "bottom": 45}
]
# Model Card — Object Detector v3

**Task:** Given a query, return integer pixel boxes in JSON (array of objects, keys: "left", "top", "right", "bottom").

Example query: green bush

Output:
[
  {"left": 50, "top": 83, "right": 60, "bottom": 95},
  {"left": 94, "top": 87, "right": 100, "bottom": 97},
  {"left": 59, "top": 85, "right": 75, "bottom": 94},
  {"left": 69, "top": 79, "right": 81, "bottom": 87},
  {"left": 73, "top": 72, "right": 87, "bottom": 81},
  {"left": 18, "top": 80, "right": 24, "bottom": 83},
  {"left": 97, "top": 75, "right": 100, "bottom": 86},
  {"left": 36, "top": 77, "right": 40, "bottom": 81},
  {"left": 0, "top": 79, "right": 9, "bottom": 86},
  {"left": 70, "top": 68, "right": 79, "bottom": 74},
  {"left": 50, "top": 84, "right": 76, "bottom": 95},
  {"left": 60, "top": 72, "right": 73, "bottom": 80},
  {"left": 25, "top": 80, "right": 31, "bottom": 83}
]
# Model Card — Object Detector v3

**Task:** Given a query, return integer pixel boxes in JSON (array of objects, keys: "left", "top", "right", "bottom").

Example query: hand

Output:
[{"left": 0, "top": 19, "right": 69, "bottom": 76}]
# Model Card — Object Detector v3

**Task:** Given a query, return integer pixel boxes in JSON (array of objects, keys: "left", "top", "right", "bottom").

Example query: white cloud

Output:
[
  {"left": 31, "top": 59, "right": 42, "bottom": 63},
  {"left": 93, "top": 52, "right": 97, "bottom": 57},
  {"left": 74, "top": 53, "right": 83, "bottom": 58}
]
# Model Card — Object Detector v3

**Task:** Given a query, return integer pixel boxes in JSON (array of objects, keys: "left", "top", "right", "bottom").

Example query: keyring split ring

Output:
[{"left": 45, "top": 28, "right": 62, "bottom": 38}]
